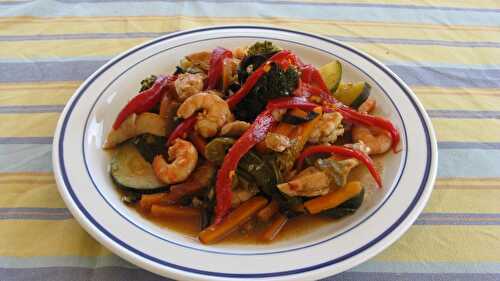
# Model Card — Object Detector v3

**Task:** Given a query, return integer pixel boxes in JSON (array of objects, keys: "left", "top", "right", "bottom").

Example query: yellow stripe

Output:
[
  {"left": 413, "top": 86, "right": 500, "bottom": 96},
  {"left": 433, "top": 118, "right": 500, "bottom": 142},
  {"left": 0, "top": 173, "right": 65, "bottom": 208},
  {"left": 295, "top": 0, "right": 500, "bottom": 9},
  {"left": 0, "top": 113, "right": 59, "bottom": 137},
  {"left": 436, "top": 178, "right": 500, "bottom": 187},
  {"left": 0, "top": 38, "right": 147, "bottom": 60},
  {"left": 424, "top": 189, "right": 500, "bottom": 213},
  {"left": 0, "top": 81, "right": 78, "bottom": 106},
  {"left": 349, "top": 43, "right": 500, "bottom": 65},
  {"left": 376, "top": 225, "right": 500, "bottom": 262},
  {"left": 0, "top": 220, "right": 110, "bottom": 257},
  {"left": 419, "top": 94, "right": 500, "bottom": 111},
  {"left": 3, "top": 39, "right": 500, "bottom": 66},
  {"left": 1, "top": 16, "right": 499, "bottom": 43}
]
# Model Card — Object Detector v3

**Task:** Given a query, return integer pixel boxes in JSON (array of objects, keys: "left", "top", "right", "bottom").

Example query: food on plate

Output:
[{"left": 103, "top": 41, "right": 401, "bottom": 244}]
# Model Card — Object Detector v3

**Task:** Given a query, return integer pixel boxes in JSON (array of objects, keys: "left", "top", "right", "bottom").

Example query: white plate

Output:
[{"left": 53, "top": 26, "right": 437, "bottom": 281}]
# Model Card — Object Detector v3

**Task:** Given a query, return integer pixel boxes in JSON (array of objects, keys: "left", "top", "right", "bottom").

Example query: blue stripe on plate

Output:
[{"left": 2, "top": 60, "right": 499, "bottom": 88}]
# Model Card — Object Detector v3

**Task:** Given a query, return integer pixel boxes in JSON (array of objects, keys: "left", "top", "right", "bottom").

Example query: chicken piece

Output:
[
  {"left": 277, "top": 167, "right": 331, "bottom": 197},
  {"left": 174, "top": 73, "right": 206, "bottom": 101},
  {"left": 264, "top": 133, "right": 291, "bottom": 152},
  {"left": 186, "top": 51, "right": 211, "bottom": 71},
  {"left": 308, "top": 112, "right": 344, "bottom": 144}
]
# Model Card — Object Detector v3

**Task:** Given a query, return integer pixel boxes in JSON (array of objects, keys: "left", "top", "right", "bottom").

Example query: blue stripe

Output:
[
  {"left": 438, "top": 142, "right": 500, "bottom": 150},
  {"left": 4, "top": 0, "right": 500, "bottom": 14},
  {"left": 3, "top": 32, "right": 500, "bottom": 49},
  {"left": 0, "top": 144, "right": 52, "bottom": 172},
  {"left": 427, "top": 110, "right": 500, "bottom": 119},
  {"left": 0, "top": 207, "right": 72, "bottom": 220},
  {"left": 438, "top": 149, "right": 500, "bottom": 178},
  {"left": 0, "top": 138, "right": 53, "bottom": 144},
  {"left": 55, "top": 0, "right": 500, "bottom": 13},
  {"left": 0, "top": 256, "right": 133, "bottom": 269},
  {"left": 0, "top": 105, "right": 65, "bottom": 114},
  {"left": 0, "top": 267, "right": 498, "bottom": 281},
  {"left": 354, "top": 261, "right": 500, "bottom": 274},
  {"left": 1, "top": 0, "right": 499, "bottom": 26},
  {"left": 2, "top": 60, "right": 499, "bottom": 88}
]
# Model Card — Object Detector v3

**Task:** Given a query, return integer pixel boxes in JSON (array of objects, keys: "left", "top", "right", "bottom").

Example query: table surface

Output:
[{"left": 1, "top": 0, "right": 500, "bottom": 280}]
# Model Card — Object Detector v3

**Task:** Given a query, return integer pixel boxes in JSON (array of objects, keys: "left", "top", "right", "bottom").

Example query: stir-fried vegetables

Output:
[{"left": 103, "top": 41, "right": 401, "bottom": 244}]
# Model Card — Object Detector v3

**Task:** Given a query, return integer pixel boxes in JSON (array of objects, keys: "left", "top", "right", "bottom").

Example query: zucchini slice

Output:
[
  {"left": 282, "top": 109, "right": 319, "bottom": 125},
  {"left": 334, "top": 82, "right": 371, "bottom": 108},
  {"left": 110, "top": 143, "right": 167, "bottom": 192},
  {"left": 319, "top": 60, "right": 342, "bottom": 93}
]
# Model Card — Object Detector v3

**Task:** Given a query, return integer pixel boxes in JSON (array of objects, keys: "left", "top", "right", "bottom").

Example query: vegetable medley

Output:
[{"left": 103, "top": 41, "right": 400, "bottom": 244}]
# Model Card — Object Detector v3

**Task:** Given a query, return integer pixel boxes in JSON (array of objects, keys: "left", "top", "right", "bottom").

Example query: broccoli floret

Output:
[
  {"left": 247, "top": 41, "right": 282, "bottom": 57},
  {"left": 139, "top": 75, "right": 157, "bottom": 92},
  {"left": 233, "top": 63, "right": 299, "bottom": 121}
]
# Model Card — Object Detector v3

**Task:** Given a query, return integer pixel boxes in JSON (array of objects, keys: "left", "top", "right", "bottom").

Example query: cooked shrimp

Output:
[
  {"left": 352, "top": 125, "right": 392, "bottom": 155},
  {"left": 308, "top": 112, "right": 344, "bottom": 144},
  {"left": 220, "top": 121, "right": 250, "bottom": 137},
  {"left": 174, "top": 73, "right": 206, "bottom": 101},
  {"left": 177, "top": 92, "right": 232, "bottom": 138},
  {"left": 358, "top": 99, "right": 376, "bottom": 114},
  {"left": 152, "top": 139, "right": 198, "bottom": 184}
]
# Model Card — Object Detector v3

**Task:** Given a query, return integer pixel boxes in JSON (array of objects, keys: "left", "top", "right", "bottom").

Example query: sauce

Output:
[
  {"left": 118, "top": 156, "right": 385, "bottom": 244},
  {"left": 133, "top": 202, "right": 334, "bottom": 244}
]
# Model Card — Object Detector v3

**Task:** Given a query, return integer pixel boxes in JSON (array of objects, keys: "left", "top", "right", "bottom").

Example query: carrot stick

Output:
[
  {"left": 139, "top": 193, "right": 164, "bottom": 211},
  {"left": 257, "top": 199, "right": 280, "bottom": 222},
  {"left": 151, "top": 205, "right": 200, "bottom": 218},
  {"left": 260, "top": 213, "right": 288, "bottom": 242},
  {"left": 198, "top": 196, "right": 268, "bottom": 244},
  {"left": 304, "top": 181, "right": 362, "bottom": 214}
]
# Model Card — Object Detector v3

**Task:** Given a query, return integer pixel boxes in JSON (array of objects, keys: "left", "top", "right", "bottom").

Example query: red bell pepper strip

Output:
[
  {"left": 214, "top": 109, "right": 276, "bottom": 224},
  {"left": 166, "top": 115, "right": 197, "bottom": 147},
  {"left": 296, "top": 145, "right": 382, "bottom": 188},
  {"left": 226, "top": 50, "right": 301, "bottom": 109},
  {"left": 112, "top": 75, "right": 176, "bottom": 129},
  {"left": 300, "top": 64, "right": 330, "bottom": 93},
  {"left": 206, "top": 47, "right": 233, "bottom": 90}
]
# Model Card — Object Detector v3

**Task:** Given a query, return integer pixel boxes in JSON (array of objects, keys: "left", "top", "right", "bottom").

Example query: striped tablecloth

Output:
[{"left": 1, "top": 1, "right": 500, "bottom": 280}]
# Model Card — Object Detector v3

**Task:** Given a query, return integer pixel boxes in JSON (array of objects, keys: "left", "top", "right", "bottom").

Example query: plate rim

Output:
[{"left": 52, "top": 25, "right": 438, "bottom": 280}]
